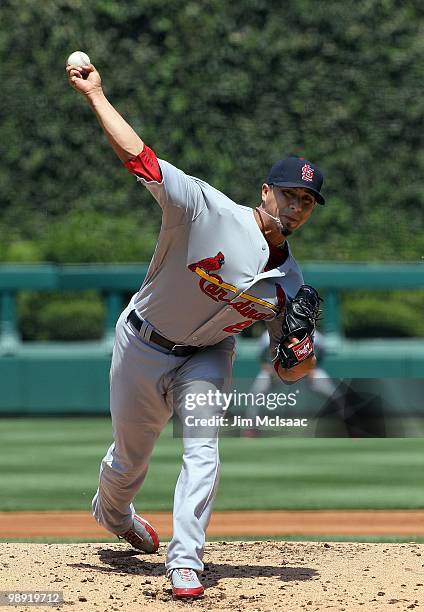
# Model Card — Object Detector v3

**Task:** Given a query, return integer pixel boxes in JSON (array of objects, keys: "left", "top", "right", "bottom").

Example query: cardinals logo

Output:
[
  {"left": 188, "top": 251, "right": 278, "bottom": 325},
  {"left": 188, "top": 251, "right": 225, "bottom": 273},
  {"left": 301, "top": 163, "right": 314, "bottom": 182}
]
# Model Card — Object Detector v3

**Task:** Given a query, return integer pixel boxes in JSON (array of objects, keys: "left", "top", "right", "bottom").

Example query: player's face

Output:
[{"left": 261, "top": 184, "right": 316, "bottom": 235}]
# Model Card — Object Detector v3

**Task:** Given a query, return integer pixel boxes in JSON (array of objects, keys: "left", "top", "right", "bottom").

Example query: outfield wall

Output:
[{"left": 0, "top": 264, "right": 422, "bottom": 414}]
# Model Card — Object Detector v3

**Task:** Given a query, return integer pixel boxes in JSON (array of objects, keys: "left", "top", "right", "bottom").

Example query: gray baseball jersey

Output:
[{"left": 133, "top": 159, "right": 304, "bottom": 352}]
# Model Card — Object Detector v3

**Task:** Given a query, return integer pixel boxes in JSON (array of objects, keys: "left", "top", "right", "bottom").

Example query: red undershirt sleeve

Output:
[{"left": 124, "top": 144, "right": 163, "bottom": 182}]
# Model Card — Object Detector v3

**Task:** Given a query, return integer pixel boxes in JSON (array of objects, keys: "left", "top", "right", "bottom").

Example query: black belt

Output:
[{"left": 127, "top": 310, "right": 199, "bottom": 357}]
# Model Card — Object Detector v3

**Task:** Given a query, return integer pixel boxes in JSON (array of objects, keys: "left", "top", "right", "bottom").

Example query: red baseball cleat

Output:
[
  {"left": 118, "top": 514, "right": 159, "bottom": 553},
  {"left": 170, "top": 568, "right": 204, "bottom": 599}
]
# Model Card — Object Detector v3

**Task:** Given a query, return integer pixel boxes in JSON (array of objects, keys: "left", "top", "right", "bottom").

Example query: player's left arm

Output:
[
  {"left": 274, "top": 345, "right": 317, "bottom": 383},
  {"left": 267, "top": 285, "right": 322, "bottom": 384}
]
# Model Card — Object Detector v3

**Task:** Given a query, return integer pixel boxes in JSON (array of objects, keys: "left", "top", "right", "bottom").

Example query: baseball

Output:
[{"left": 66, "top": 51, "right": 90, "bottom": 68}]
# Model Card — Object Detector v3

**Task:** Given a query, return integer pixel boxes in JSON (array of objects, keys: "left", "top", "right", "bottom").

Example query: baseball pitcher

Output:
[{"left": 66, "top": 59, "right": 324, "bottom": 599}]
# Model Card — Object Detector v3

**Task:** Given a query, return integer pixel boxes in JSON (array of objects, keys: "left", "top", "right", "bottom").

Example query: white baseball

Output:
[{"left": 66, "top": 51, "right": 91, "bottom": 67}]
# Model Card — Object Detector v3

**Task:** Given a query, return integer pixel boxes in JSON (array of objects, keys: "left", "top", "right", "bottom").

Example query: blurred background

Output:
[{"left": 0, "top": 0, "right": 423, "bottom": 530}]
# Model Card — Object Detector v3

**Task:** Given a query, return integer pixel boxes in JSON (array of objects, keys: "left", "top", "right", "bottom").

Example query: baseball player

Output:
[{"left": 66, "top": 60, "right": 325, "bottom": 599}]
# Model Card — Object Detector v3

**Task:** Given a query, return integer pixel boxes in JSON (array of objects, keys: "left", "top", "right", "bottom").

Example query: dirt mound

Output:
[{"left": 1, "top": 541, "right": 423, "bottom": 611}]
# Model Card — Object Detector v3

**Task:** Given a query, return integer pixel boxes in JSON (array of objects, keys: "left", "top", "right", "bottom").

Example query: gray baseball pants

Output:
[{"left": 92, "top": 299, "right": 235, "bottom": 572}]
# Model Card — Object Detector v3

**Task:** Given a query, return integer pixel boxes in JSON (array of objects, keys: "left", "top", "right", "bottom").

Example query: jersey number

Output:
[{"left": 223, "top": 319, "right": 253, "bottom": 334}]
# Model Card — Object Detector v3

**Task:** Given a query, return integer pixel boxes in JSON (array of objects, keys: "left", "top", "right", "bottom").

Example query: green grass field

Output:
[
  {"left": 3, "top": 536, "right": 423, "bottom": 544},
  {"left": 1, "top": 417, "right": 424, "bottom": 512}
]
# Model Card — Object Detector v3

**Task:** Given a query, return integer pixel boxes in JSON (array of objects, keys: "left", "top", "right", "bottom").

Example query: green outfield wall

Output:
[{"left": 0, "top": 263, "right": 423, "bottom": 414}]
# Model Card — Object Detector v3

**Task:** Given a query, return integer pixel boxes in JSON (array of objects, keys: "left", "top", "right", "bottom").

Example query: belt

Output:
[{"left": 127, "top": 310, "right": 199, "bottom": 357}]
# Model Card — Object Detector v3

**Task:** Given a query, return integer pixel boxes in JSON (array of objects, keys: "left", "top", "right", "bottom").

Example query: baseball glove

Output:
[{"left": 276, "top": 285, "right": 322, "bottom": 369}]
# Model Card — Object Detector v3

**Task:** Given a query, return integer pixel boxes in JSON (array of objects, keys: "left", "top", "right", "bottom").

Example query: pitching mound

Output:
[{"left": 1, "top": 541, "right": 423, "bottom": 611}]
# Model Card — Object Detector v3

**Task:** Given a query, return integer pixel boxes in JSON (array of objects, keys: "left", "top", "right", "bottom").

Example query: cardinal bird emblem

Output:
[{"left": 188, "top": 251, "right": 225, "bottom": 273}]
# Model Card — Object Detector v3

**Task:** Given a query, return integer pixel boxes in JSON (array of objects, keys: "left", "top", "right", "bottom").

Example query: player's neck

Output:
[{"left": 254, "top": 207, "right": 287, "bottom": 249}]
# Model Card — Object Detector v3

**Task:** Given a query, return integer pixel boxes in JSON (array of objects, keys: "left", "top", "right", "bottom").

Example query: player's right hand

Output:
[{"left": 66, "top": 63, "right": 102, "bottom": 98}]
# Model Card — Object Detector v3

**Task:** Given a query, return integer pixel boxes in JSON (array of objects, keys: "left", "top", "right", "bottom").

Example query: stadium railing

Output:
[{"left": 0, "top": 263, "right": 422, "bottom": 412}]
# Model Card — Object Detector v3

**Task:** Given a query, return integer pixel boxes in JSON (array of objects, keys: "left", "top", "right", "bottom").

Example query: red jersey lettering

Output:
[
  {"left": 223, "top": 320, "right": 254, "bottom": 334},
  {"left": 199, "top": 276, "right": 231, "bottom": 302}
]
